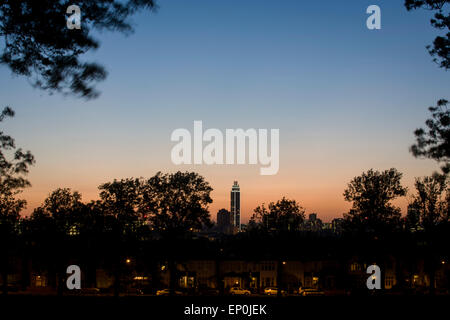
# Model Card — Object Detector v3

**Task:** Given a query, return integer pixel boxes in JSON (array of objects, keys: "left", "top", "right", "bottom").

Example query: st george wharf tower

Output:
[{"left": 230, "top": 181, "right": 240, "bottom": 230}]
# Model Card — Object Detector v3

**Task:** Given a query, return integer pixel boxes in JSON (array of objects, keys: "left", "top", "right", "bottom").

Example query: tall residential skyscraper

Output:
[{"left": 230, "top": 181, "right": 240, "bottom": 230}]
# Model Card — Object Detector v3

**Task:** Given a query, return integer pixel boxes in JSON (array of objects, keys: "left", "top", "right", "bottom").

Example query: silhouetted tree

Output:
[
  {"left": 141, "top": 171, "right": 212, "bottom": 294},
  {"left": 249, "top": 197, "right": 305, "bottom": 296},
  {"left": 405, "top": 0, "right": 450, "bottom": 69},
  {"left": 0, "top": 106, "right": 34, "bottom": 295},
  {"left": 72, "top": 200, "right": 104, "bottom": 289},
  {"left": 409, "top": 173, "right": 449, "bottom": 294},
  {"left": 249, "top": 197, "right": 305, "bottom": 233},
  {"left": 0, "top": 0, "right": 157, "bottom": 99},
  {"left": 99, "top": 178, "right": 143, "bottom": 228},
  {"left": 411, "top": 173, "right": 449, "bottom": 229},
  {"left": 31, "top": 188, "right": 83, "bottom": 295},
  {"left": 42, "top": 188, "right": 82, "bottom": 214},
  {"left": 142, "top": 172, "right": 212, "bottom": 237},
  {"left": 405, "top": 3, "right": 449, "bottom": 177},
  {"left": 0, "top": 186, "right": 26, "bottom": 295},
  {"left": 410, "top": 99, "right": 450, "bottom": 174},
  {"left": 0, "top": 107, "right": 34, "bottom": 190},
  {"left": 25, "top": 207, "right": 56, "bottom": 289},
  {"left": 343, "top": 168, "right": 407, "bottom": 235},
  {"left": 98, "top": 178, "right": 144, "bottom": 296}
]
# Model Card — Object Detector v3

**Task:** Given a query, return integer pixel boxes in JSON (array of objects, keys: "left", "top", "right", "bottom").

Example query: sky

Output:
[{"left": 0, "top": 0, "right": 448, "bottom": 222}]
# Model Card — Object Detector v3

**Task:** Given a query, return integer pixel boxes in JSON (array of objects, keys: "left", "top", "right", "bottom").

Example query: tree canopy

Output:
[
  {"left": 250, "top": 197, "right": 305, "bottom": 233},
  {"left": 410, "top": 173, "right": 449, "bottom": 229},
  {"left": 343, "top": 168, "right": 407, "bottom": 234},
  {"left": 142, "top": 171, "right": 213, "bottom": 238},
  {"left": 0, "top": 0, "right": 157, "bottom": 99},
  {"left": 0, "top": 107, "right": 34, "bottom": 192},
  {"left": 405, "top": 0, "right": 450, "bottom": 69},
  {"left": 411, "top": 99, "right": 450, "bottom": 174},
  {"left": 0, "top": 106, "right": 34, "bottom": 237}
]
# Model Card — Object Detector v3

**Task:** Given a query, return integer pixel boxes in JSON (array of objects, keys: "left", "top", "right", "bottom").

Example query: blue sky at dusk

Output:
[{"left": 0, "top": 0, "right": 448, "bottom": 221}]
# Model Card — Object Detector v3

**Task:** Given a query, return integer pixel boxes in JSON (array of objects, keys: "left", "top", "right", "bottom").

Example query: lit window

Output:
[{"left": 68, "top": 224, "right": 79, "bottom": 236}]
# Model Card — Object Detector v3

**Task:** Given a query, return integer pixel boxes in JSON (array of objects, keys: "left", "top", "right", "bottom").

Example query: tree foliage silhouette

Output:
[
  {"left": 409, "top": 172, "right": 449, "bottom": 294},
  {"left": 410, "top": 173, "right": 449, "bottom": 230},
  {"left": 0, "top": 0, "right": 157, "bottom": 99},
  {"left": 0, "top": 107, "right": 34, "bottom": 191},
  {"left": 99, "top": 178, "right": 143, "bottom": 229},
  {"left": 41, "top": 188, "right": 83, "bottom": 217},
  {"left": 411, "top": 99, "right": 450, "bottom": 174},
  {"left": 30, "top": 188, "right": 83, "bottom": 295},
  {"left": 0, "top": 106, "right": 34, "bottom": 295},
  {"left": 141, "top": 171, "right": 212, "bottom": 295},
  {"left": 250, "top": 197, "right": 305, "bottom": 233},
  {"left": 343, "top": 168, "right": 407, "bottom": 235},
  {"left": 142, "top": 171, "right": 213, "bottom": 238},
  {"left": 249, "top": 197, "right": 306, "bottom": 296},
  {"left": 98, "top": 178, "right": 144, "bottom": 296},
  {"left": 405, "top": 0, "right": 450, "bottom": 69}
]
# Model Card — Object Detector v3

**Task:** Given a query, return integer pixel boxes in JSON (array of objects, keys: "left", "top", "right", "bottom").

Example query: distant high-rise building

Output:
[
  {"left": 217, "top": 208, "right": 233, "bottom": 234},
  {"left": 230, "top": 181, "right": 240, "bottom": 230},
  {"left": 304, "top": 213, "right": 322, "bottom": 232}
]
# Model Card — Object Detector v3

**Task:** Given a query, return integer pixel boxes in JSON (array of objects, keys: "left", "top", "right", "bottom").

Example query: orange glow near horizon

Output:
[{"left": 19, "top": 156, "right": 437, "bottom": 223}]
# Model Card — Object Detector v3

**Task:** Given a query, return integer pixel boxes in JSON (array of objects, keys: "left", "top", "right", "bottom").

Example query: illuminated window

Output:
[
  {"left": 34, "top": 275, "right": 46, "bottom": 287},
  {"left": 350, "top": 263, "right": 360, "bottom": 272},
  {"left": 385, "top": 276, "right": 394, "bottom": 288},
  {"left": 68, "top": 224, "right": 80, "bottom": 236}
]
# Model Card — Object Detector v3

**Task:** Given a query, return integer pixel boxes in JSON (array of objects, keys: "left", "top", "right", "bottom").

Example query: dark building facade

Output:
[{"left": 217, "top": 208, "right": 233, "bottom": 234}]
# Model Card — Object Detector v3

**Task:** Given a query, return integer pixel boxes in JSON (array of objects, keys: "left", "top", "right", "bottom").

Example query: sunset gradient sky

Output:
[{"left": 1, "top": 0, "right": 448, "bottom": 222}]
